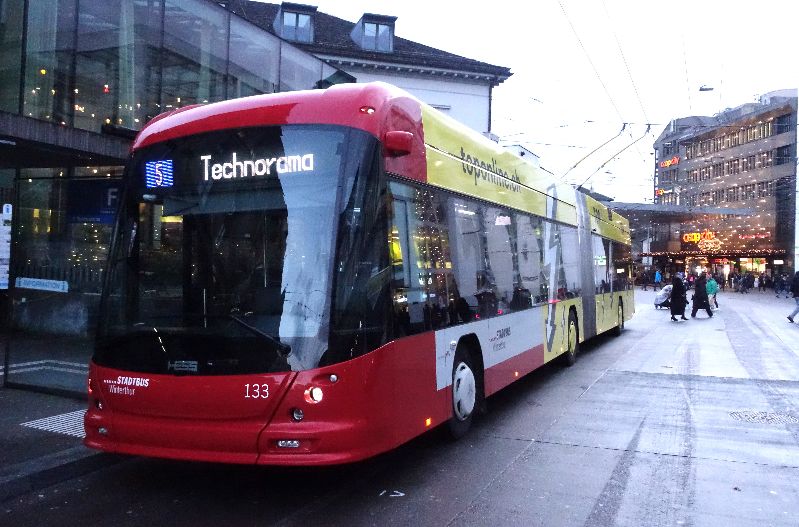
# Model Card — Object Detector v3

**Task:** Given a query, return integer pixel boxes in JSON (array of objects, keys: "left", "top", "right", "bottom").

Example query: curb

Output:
[{"left": 0, "top": 446, "right": 126, "bottom": 502}]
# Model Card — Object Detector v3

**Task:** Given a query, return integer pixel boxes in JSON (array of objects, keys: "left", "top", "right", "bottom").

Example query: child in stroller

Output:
[{"left": 654, "top": 284, "right": 672, "bottom": 309}]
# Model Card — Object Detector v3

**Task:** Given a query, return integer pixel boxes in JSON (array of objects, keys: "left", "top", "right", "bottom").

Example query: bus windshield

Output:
[{"left": 95, "top": 125, "right": 389, "bottom": 375}]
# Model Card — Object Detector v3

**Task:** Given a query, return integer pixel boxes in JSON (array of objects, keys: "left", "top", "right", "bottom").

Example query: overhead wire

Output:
[
  {"left": 555, "top": 0, "right": 626, "bottom": 125},
  {"left": 599, "top": 0, "right": 651, "bottom": 167},
  {"left": 562, "top": 123, "right": 627, "bottom": 179},
  {"left": 599, "top": 0, "right": 649, "bottom": 125},
  {"left": 555, "top": 0, "right": 656, "bottom": 194},
  {"left": 577, "top": 124, "right": 652, "bottom": 190}
]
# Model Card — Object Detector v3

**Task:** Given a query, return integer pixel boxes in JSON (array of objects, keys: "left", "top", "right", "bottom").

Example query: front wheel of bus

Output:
[
  {"left": 447, "top": 349, "right": 478, "bottom": 439},
  {"left": 560, "top": 311, "right": 579, "bottom": 367}
]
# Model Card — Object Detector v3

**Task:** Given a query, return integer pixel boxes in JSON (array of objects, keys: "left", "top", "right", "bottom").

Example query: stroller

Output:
[{"left": 654, "top": 284, "right": 672, "bottom": 309}]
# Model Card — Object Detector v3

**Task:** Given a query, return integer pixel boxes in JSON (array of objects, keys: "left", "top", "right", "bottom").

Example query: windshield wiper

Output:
[{"left": 228, "top": 314, "right": 291, "bottom": 356}]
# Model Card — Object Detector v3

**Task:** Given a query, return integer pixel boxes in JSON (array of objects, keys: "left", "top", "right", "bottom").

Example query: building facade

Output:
[
  {"left": 0, "top": 0, "right": 511, "bottom": 396},
  {"left": 651, "top": 90, "right": 798, "bottom": 278},
  {"left": 227, "top": 1, "right": 512, "bottom": 134}
]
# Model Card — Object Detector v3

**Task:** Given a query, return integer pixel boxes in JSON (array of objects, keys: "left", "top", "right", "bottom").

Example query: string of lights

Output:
[{"left": 641, "top": 249, "right": 786, "bottom": 257}]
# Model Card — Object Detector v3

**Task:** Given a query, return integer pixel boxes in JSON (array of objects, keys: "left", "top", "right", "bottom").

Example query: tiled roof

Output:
[{"left": 227, "top": 1, "right": 512, "bottom": 82}]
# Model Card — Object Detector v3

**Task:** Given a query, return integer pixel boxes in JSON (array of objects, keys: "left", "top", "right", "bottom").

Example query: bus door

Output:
[{"left": 592, "top": 236, "right": 613, "bottom": 333}]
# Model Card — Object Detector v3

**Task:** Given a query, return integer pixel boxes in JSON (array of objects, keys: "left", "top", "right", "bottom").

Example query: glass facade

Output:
[
  {"left": 0, "top": 0, "right": 352, "bottom": 395},
  {"left": 1, "top": 0, "right": 343, "bottom": 134},
  {"left": 0, "top": 0, "right": 24, "bottom": 113}
]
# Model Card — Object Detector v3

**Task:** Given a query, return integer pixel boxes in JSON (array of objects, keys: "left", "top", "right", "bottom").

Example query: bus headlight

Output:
[{"left": 304, "top": 386, "right": 324, "bottom": 404}]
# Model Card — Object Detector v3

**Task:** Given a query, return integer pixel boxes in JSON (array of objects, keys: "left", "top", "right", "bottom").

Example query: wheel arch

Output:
[{"left": 456, "top": 333, "right": 484, "bottom": 379}]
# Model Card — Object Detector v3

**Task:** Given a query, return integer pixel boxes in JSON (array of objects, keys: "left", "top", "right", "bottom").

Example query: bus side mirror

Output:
[{"left": 383, "top": 131, "right": 413, "bottom": 156}]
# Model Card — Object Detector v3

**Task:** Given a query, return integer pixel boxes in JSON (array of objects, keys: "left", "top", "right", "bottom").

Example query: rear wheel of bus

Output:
[{"left": 560, "top": 311, "right": 579, "bottom": 367}]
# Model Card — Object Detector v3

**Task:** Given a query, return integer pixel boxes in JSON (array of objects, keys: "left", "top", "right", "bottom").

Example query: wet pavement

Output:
[{"left": 1, "top": 287, "right": 798, "bottom": 526}]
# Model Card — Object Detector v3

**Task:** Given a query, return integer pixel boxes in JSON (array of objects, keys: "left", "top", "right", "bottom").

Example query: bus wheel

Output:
[
  {"left": 612, "top": 302, "right": 624, "bottom": 336},
  {"left": 560, "top": 311, "right": 579, "bottom": 367},
  {"left": 447, "top": 349, "right": 478, "bottom": 439}
]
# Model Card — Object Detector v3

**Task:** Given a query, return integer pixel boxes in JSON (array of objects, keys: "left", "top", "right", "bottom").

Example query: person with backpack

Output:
[{"left": 706, "top": 274, "right": 720, "bottom": 309}]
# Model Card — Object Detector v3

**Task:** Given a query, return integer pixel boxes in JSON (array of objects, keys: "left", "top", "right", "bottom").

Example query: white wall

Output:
[{"left": 340, "top": 68, "right": 492, "bottom": 134}]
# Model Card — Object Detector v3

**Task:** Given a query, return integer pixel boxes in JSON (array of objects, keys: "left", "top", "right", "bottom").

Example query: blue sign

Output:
[
  {"left": 145, "top": 160, "right": 174, "bottom": 188},
  {"left": 16, "top": 277, "right": 69, "bottom": 293},
  {"left": 66, "top": 180, "right": 122, "bottom": 224}
]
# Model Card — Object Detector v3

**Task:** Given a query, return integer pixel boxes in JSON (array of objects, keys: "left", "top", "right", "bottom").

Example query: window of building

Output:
[
  {"left": 362, "top": 22, "right": 392, "bottom": 51},
  {"left": 774, "top": 114, "right": 792, "bottom": 134},
  {"left": 725, "top": 187, "right": 740, "bottom": 202},
  {"left": 281, "top": 11, "right": 312, "bottom": 43},
  {"left": 775, "top": 145, "right": 791, "bottom": 166}
]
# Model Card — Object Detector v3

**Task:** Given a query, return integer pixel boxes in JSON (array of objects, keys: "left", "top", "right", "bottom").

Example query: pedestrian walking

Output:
[
  {"left": 670, "top": 273, "right": 689, "bottom": 321},
  {"left": 788, "top": 271, "right": 799, "bottom": 323},
  {"left": 691, "top": 273, "right": 714, "bottom": 318},
  {"left": 776, "top": 273, "right": 790, "bottom": 298},
  {"left": 706, "top": 274, "right": 720, "bottom": 309},
  {"left": 654, "top": 269, "right": 662, "bottom": 291}
]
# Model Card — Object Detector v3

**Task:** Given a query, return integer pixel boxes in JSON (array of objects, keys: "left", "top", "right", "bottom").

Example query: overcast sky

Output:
[{"left": 299, "top": 0, "right": 798, "bottom": 203}]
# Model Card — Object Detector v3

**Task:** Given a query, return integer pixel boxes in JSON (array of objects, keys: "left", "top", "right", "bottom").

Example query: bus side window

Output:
[
  {"left": 592, "top": 235, "right": 610, "bottom": 294},
  {"left": 389, "top": 183, "right": 456, "bottom": 335},
  {"left": 514, "top": 213, "right": 546, "bottom": 304},
  {"left": 612, "top": 241, "right": 632, "bottom": 291}
]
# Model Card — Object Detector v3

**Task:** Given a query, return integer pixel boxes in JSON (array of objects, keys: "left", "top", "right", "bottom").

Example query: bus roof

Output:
[
  {"left": 132, "top": 82, "right": 418, "bottom": 151},
  {"left": 132, "top": 82, "right": 630, "bottom": 243}
]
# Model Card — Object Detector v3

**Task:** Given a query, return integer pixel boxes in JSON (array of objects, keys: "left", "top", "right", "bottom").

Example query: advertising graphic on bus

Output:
[{"left": 84, "top": 82, "right": 634, "bottom": 465}]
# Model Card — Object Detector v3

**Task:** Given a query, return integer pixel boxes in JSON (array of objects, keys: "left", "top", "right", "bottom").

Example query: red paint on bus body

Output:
[
  {"left": 483, "top": 344, "right": 546, "bottom": 397},
  {"left": 85, "top": 333, "right": 448, "bottom": 465}
]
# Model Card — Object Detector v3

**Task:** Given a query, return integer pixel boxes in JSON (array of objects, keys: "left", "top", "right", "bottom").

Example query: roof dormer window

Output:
[
  {"left": 351, "top": 14, "right": 396, "bottom": 52},
  {"left": 275, "top": 3, "right": 316, "bottom": 43},
  {"left": 363, "top": 22, "right": 391, "bottom": 51}
]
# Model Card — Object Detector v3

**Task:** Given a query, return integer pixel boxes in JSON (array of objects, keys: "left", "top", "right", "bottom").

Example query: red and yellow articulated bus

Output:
[{"left": 84, "top": 82, "right": 633, "bottom": 465}]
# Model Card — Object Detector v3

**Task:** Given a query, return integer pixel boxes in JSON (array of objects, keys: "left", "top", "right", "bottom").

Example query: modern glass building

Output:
[
  {"left": 0, "top": 0, "right": 352, "bottom": 395},
  {"left": 650, "top": 90, "right": 797, "bottom": 280}
]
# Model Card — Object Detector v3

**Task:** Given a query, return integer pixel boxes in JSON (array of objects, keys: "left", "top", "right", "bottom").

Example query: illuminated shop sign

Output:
[
  {"left": 200, "top": 152, "right": 314, "bottom": 181},
  {"left": 655, "top": 188, "right": 673, "bottom": 196},
  {"left": 682, "top": 229, "right": 715, "bottom": 243},
  {"left": 659, "top": 156, "right": 680, "bottom": 168},
  {"left": 698, "top": 238, "right": 722, "bottom": 252},
  {"left": 739, "top": 232, "right": 771, "bottom": 240},
  {"left": 145, "top": 160, "right": 174, "bottom": 188}
]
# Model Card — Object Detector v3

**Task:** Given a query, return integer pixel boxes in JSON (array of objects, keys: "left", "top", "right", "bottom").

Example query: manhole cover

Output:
[{"left": 729, "top": 410, "right": 799, "bottom": 425}]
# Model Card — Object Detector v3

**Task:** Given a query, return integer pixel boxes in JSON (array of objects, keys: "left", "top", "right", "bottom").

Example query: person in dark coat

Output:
[
  {"left": 691, "top": 273, "right": 714, "bottom": 318},
  {"left": 670, "top": 273, "right": 688, "bottom": 321},
  {"left": 787, "top": 271, "right": 799, "bottom": 323}
]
